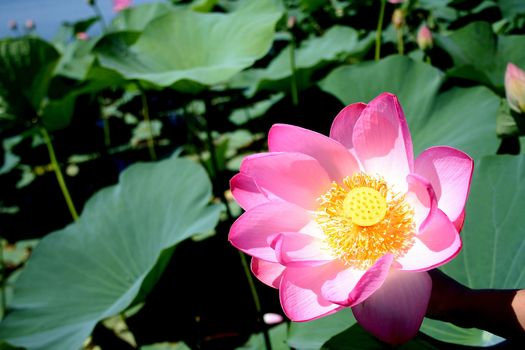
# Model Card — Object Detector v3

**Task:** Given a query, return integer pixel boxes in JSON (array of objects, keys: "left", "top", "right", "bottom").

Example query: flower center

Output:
[
  {"left": 316, "top": 172, "right": 415, "bottom": 269},
  {"left": 343, "top": 187, "right": 387, "bottom": 226}
]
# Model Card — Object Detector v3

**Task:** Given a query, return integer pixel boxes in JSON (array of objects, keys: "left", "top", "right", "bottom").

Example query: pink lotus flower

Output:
[
  {"left": 113, "top": 0, "right": 132, "bottom": 12},
  {"left": 76, "top": 32, "right": 90, "bottom": 41},
  {"left": 417, "top": 25, "right": 433, "bottom": 51},
  {"left": 505, "top": 63, "right": 525, "bottom": 114},
  {"left": 229, "top": 93, "right": 473, "bottom": 344}
]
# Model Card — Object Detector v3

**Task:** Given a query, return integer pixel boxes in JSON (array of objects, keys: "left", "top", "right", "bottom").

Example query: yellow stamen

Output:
[{"left": 316, "top": 172, "right": 415, "bottom": 269}]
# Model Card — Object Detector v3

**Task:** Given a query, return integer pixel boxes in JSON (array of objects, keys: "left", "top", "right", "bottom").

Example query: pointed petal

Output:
[
  {"left": 352, "top": 93, "right": 414, "bottom": 192},
  {"left": 251, "top": 258, "right": 286, "bottom": 289},
  {"left": 272, "top": 232, "right": 334, "bottom": 267},
  {"left": 230, "top": 173, "right": 269, "bottom": 210},
  {"left": 229, "top": 202, "right": 311, "bottom": 262},
  {"left": 280, "top": 262, "right": 344, "bottom": 321},
  {"left": 414, "top": 146, "right": 473, "bottom": 228},
  {"left": 329, "top": 102, "right": 367, "bottom": 150},
  {"left": 321, "top": 254, "right": 393, "bottom": 306},
  {"left": 397, "top": 209, "right": 461, "bottom": 271},
  {"left": 240, "top": 152, "right": 331, "bottom": 210},
  {"left": 268, "top": 124, "right": 360, "bottom": 183},
  {"left": 352, "top": 271, "right": 432, "bottom": 345}
]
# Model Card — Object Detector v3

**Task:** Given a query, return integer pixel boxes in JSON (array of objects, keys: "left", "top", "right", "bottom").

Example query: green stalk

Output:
[
  {"left": 200, "top": 102, "right": 272, "bottom": 350},
  {"left": 90, "top": 1, "right": 108, "bottom": 32},
  {"left": 375, "top": 0, "right": 387, "bottom": 61},
  {"left": 396, "top": 28, "right": 404, "bottom": 55},
  {"left": 289, "top": 38, "right": 299, "bottom": 106},
  {"left": 40, "top": 127, "right": 79, "bottom": 221},
  {"left": 139, "top": 89, "right": 157, "bottom": 161},
  {"left": 0, "top": 240, "right": 5, "bottom": 318}
]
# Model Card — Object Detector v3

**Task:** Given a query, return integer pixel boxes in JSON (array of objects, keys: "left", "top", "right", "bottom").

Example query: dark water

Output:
[{"left": 0, "top": 0, "right": 156, "bottom": 39}]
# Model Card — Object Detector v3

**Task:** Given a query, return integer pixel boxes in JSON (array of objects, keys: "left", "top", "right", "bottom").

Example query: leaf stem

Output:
[
  {"left": 200, "top": 99, "right": 272, "bottom": 350},
  {"left": 396, "top": 28, "right": 404, "bottom": 55},
  {"left": 40, "top": 127, "right": 79, "bottom": 221},
  {"left": 289, "top": 39, "right": 299, "bottom": 106},
  {"left": 375, "top": 0, "right": 387, "bottom": 61},
  {"left": 0, "top": 239, "right": 5, "bottom": 319},
  {"left": 138, "top": 87, "right": 157, "bottom": 161}
]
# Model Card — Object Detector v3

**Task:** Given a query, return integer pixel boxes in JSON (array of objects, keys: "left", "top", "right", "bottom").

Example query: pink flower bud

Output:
[
  {"left": 417, "top": 25, "right": 433, "bottom": 51},
  {"left": 505, "top": 63, "right": 525, "bottom": 114},
  {"left": 113, "top": 0, "right": 132, "bottom": 12},
  {"left": 76, "top": 32, "right": 89, "bottom": 41},
  {"left": 7, "top": 20, "right": 17, "bottom": 30},
  {"left": 388, "top": 0, "right": 405, "bottom": 3},
  {"left": 25, "top": 19, "right": 35, "bottom": 30}
]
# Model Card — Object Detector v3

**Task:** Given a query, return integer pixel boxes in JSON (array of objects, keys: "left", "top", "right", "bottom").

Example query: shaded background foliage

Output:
[{"left": 0, "top": 0, "right": 525, "bottom": 349}]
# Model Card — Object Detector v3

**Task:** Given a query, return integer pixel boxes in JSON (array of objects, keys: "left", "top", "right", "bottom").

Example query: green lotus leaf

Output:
[
  {"left": 436, "top": 21, "right": 525, "bottom": 91},
  {"left": 319, "top": 55, "right": 499, "bottom": 160},
  {"left": 96, "top": 0, "right": 283, "bottom": 92},
  {"left": 0, "top": 37, "right": 60, "bottom": 123},
  {"left": 422, "top": 155, "right": 525, "bottom": 346},
  {"left": 0, "top": 157, "right": 222, "bottom": 350},
  {"left": 230, "top": 26, "right": 374, "bottom": 96}
]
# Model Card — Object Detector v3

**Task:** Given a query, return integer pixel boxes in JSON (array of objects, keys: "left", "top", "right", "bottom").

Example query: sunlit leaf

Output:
[
  {"left": 288, "top": 309, "right": 355, "bottom": 350},
  {"left": 0, "top": 157, "right": 222, "bottom": 350},
  {"left": 231, "top": 26, "right": 374, "bottom": 96},
  {"left": 110, "top": 2, "right": 175, "bottom": 32},
  {"left": 96, "top": 0, "right": 283, "bottom": 92},
  {"left": 237, "top": 323, "right": 288, "bottom": 350},
  {"left": 322, "top": 324, "right": 439, "bottom": 350},
  {"left": 422, "top": 155, "right": 525, "bottom": 346}
]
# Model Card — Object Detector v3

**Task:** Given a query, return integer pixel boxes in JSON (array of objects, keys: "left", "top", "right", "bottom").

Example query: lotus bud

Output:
[
  {"left": 7, "top": 20, "right": 17, "bottom": 31},
  {"left": 505, "top": 63, "right": 525, "bottom": 114},
  {"left": 388, "top": 0, "right": 405, "bottom": 3},
  {"left": 24, "top": 19, "right": 35, "bottom": 30},
  {"left": 76, "top": 32, "right": 89, "bottom": 41},
  {"left": 113, "top": 0, "right": 132, "bottom": 12},
  {"left": 417, "top": 25, "right": 433, "bottom": 51},
  {"left": 392, "top": 9, "right": 404, "bottom": 29}
]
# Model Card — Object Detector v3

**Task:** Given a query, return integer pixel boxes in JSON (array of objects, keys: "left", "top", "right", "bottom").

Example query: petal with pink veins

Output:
[
  {"left": 397, "top": 209, "right": 461, "bottom": 271},
  {"left": 240, "top": 152, "right": 331, "bottom": 210},
  {"left": 405, "top": 173, "right": 438, "bottom": 230},
  {"left": 280, "top": 261, "right": 345, "bottom": 321},
  {"left": 329, "top": 102, "right": 367, "bottom": 150},
  {"left": 321, "top": 254, "right": 393, "bottom": 307},
  {"left": 352, "top": 270, "right": 432, "bottom": 345},
  {"left": 414, "top": 146, "right": 473, "bottom": 227},
  {"left": 251, "top": 258, "right": 286, "bottom": 289},
  {"left": 268, "top": 124, "right": 360, "bottom": 183},
  {"left": 229, "top": 201, "right": 311, "bottom": 262},
  {"left": 352, "top": 93, "right": 414, "bottom": 191},
  {"left": 272, "top": 232, "right": 334, "bottom": 267},
  {"left": 230, "top": 173, "right": 269, "bottom": 210}
]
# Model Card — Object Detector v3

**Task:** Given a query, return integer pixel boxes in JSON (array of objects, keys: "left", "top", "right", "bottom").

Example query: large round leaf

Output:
[
  {"left": 230, "top": 26, "right": 374, "bottom": 96},
  {"left": 287, "top": 309, "right": 355, "bottom": 350},
  {"left": 436, "top": 21, "right": 525, "bottom": 92},
  {"left": 422, "top": 154, "right": 525, "bottom": 346},
  {"left": 0, "top": 37, "right": 60, "bottom": 123},
  {"left": 110, "top": 2, "right": 175, "bottom": 32},
  {"left": 95, "top": 0, "right": 283, "bottom": 92},
  {"left": 319, "top": 55, "right": 500, "bottom": 160},
  {"left": 0, "top": 157, "right": 222, "bottom": 350}
]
